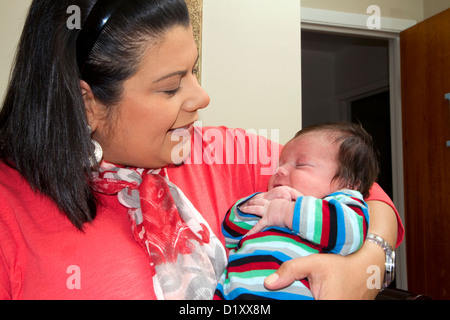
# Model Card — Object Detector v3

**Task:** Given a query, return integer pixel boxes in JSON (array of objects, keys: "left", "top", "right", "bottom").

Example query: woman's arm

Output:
[{"left": 264, "top": 199, "right": 398, "bottom": 299}]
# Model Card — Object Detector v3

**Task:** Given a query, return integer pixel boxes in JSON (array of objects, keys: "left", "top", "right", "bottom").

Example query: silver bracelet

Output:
[{"left": 366, "top": 233, "right": 395, "bottom": 291}]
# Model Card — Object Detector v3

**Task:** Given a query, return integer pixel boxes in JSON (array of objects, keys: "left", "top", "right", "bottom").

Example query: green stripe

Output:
[
  {"left": 313, "top": 200, "right": 323, "bottom": 244},
  {"left": 224, "top": 269, "right": 276, "bottom": 284}
]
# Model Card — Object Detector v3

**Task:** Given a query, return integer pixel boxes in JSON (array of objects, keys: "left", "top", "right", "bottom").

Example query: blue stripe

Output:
[
  {"left": 221, "top": 287, "right": 315, "bottom": 300},
  {"left": 235, "top": 193, "right": 263, "bottom": 218},
  {"left": 292, "top": 197, "right": 302, "bottom": 233}
]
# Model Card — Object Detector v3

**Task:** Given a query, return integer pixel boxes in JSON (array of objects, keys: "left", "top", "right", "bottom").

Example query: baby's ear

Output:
[
  {"left": 340, "top": 178, "right": 360, "bottom": 191},
  {"left": 352, "top": 181, "right": 362, "bottom": 191}
]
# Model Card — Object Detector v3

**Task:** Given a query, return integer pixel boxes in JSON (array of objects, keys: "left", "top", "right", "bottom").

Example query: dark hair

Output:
[
  {"left": 0, "top": 0, "right": 190, "bottom": 230},
  {"left": 294, "top": 122, "right": 380, "bottom": 197}
]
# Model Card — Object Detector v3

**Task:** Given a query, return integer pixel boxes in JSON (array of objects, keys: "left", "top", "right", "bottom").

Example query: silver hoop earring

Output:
[{"left": 88, "top": 126, "right": 103, "bottom": 166}]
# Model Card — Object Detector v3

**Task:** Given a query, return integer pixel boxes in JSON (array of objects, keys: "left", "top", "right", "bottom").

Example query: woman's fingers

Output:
[{"left": 264, "top": 257, "right": 311, "bottom": 291}]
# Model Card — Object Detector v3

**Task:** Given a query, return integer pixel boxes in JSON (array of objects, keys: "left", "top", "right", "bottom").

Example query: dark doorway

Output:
[{"left": 351, "top": 91, "right": 393, "bottom": 199}]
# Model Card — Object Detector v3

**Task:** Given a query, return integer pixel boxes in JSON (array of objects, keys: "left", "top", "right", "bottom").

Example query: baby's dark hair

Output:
[{"left": 294, "top": 122, "right": 380, "bottom": 197}]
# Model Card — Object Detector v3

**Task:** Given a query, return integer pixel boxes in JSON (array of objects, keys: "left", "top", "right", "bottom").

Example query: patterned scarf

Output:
[{"left": 91, "top": 161, "right": 227, "bottom": 300}]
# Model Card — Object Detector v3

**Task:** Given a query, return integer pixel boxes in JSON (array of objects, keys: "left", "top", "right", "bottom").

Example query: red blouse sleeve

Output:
[{"left": 365, "top": 183, "right": 404, "bottom": 248}]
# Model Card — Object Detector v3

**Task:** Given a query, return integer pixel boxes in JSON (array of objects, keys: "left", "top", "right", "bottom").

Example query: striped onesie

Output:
[{"left": 214, "top": 189, "right": 369, "bottom": 300}]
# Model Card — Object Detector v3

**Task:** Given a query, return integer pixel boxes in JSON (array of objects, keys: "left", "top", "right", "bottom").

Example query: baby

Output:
[{"left": 214, "top": 122, "right": 379, "bottom": 300}]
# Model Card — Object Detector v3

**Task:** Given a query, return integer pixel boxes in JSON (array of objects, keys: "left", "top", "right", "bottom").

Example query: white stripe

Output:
[
  {"left": 227, "top": 275, "right": 308, "bottom": 290},
  {"left": 344, "top": 206, "right": 362, "bottom": 254},
  {"left": 304, "top": 198, "right": 317, "bottom": 241}
]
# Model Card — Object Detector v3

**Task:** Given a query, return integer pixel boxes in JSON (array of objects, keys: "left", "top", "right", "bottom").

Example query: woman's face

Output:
[{"left": 92, "top": 25, "right": 209, "bottom": 168}]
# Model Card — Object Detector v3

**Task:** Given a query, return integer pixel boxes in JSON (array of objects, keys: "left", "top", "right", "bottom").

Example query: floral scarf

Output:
[{"left": 91, "top": 161, "right": 227, "bottom": 300}]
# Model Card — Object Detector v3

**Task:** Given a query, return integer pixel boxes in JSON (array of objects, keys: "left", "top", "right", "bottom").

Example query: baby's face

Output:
[{"left": 268, "top": 131, "right": 342, "bottom": 199}]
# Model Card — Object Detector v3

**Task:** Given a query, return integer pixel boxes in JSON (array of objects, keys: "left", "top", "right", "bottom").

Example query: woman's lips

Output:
[{"left": 169, "top": 122, "right": 195, "bottom": 134}]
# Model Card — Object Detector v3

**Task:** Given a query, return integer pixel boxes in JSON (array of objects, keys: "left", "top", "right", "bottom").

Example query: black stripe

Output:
[
  {"left": 326, "top": 202, "right": 337, "bottom": 251},
  {"left": 222, "top": 207, "right": 247, "bottom": 238},
  {"left": 227, "top": 254, "right": 283, "bottom": 268},
  {"left": 214, "top": 289, "right": 224, "bottom": 300},
  {"left": 222, "top": 221, "right": 246, "bottom": 238}
]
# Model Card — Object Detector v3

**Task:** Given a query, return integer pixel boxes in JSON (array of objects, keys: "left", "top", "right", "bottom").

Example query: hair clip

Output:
[{"left": 76, "top": 0, "right": 123, "bottom": 76}]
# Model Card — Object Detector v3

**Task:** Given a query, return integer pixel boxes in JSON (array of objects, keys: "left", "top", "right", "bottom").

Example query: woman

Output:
[{"left": 0, "top": 0, "right": 403, "bottom": 299}]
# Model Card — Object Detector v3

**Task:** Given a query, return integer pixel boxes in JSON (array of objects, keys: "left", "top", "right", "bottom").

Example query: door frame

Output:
[{"left": 300, "top": 7, "right": 416, "bottom": 290}]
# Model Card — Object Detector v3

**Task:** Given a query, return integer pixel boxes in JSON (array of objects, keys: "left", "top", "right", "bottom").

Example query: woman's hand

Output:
[{"left": 264, "top": 245, "right": 384, "bottom": 299}]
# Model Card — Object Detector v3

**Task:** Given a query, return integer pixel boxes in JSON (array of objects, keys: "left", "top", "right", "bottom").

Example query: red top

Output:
[{"left": 0, "top": 126, "right": 403, "bottom": 299}]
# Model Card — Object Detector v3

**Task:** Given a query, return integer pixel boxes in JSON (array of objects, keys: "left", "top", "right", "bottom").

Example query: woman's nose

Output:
[
  {"left": 196, "top": 85, "right": 210, "bottom": 111},
  {"left": 184, "top": 74, "right": 210, "bottom": 112}
]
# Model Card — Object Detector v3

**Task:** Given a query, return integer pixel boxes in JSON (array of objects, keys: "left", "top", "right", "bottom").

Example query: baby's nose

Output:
[{"left": 275, "top": 164, "right": 289, "bottom": 177}]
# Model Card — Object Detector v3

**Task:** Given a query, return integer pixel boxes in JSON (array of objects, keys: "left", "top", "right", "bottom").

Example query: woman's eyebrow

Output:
[
  {"left": 153, "top": 70, "right": 187, "bottom": 83},
  {"left": 153, "top": 54, "right": 200, "bottom": 84}
]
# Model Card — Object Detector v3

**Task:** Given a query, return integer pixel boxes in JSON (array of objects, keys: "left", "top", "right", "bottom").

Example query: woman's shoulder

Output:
[
  {"left": 0, "top": 161, "right": 52, "bottom": 224},
  {"left": 0, "top": 160, "right": 30, "bottom": 195},
  {"left": 0, "top": 160, "right": 64, "bottom": 231}
]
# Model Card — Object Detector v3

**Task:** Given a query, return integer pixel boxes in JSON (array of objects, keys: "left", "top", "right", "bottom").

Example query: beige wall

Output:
[
  {"left": 0, "top": 0, "right": 32, "bottom": 101},
  {"left": 423, "top": 0, "right": 450, "bottom": 19},
  {"left": 201, "top": 0, "right": 302, "bottom": 144}
]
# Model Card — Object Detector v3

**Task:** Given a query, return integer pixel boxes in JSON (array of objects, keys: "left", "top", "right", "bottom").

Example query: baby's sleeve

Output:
[
  {"left": 291, "top": 190, "right": 369, "bottom": 255},
  {"left": 221, "top": 193, "right": 262, "bottom": 249}
]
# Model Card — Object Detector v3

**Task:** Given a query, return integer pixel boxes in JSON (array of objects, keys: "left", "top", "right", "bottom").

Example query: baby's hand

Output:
[
  {"left": 263, "top": 186, "right": 303, "bottom": 201},
  {"left": 240, "top": 198, "right": 296, "bottom": 236},
  {"left": 238, "top": 186, "right": 302, "bottom": 235}
]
